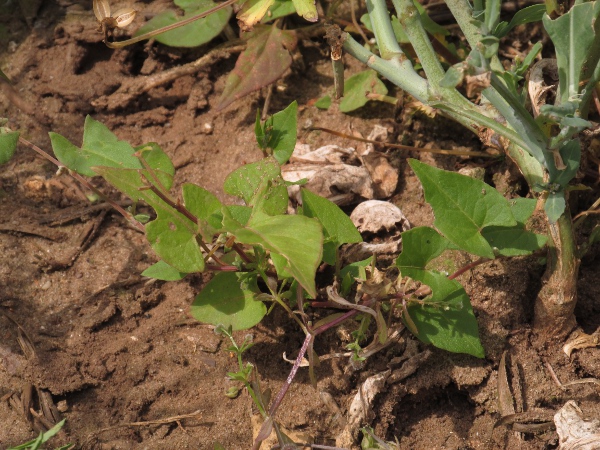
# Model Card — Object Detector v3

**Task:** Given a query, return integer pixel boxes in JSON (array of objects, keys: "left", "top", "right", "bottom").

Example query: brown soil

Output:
[{"left": 1, "top": 2, "right": 600, "bottom": 450}]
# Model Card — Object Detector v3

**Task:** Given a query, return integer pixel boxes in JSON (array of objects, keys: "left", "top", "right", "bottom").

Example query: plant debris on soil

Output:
[{"left": 1, "top": 2, "right": 600, "bottom": 449}]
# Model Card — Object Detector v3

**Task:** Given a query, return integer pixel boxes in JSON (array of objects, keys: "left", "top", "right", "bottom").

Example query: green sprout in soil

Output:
[{"left": 7, "top": 419, "right": 72, "bottom": 450}]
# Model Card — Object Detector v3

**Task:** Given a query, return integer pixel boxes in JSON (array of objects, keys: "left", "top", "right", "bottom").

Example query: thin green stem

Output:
[
  {"left": 444, "top": 0, "right": 503, "bottom": 72},
  {"left": 343, "top": 33, "right": 429, "bottom": 102},
  {"left": 392, "top": 0, "right": 446, "bottom": 92},
  {"left": 366, "top": 0, "right": 404, "bottom": 60}
]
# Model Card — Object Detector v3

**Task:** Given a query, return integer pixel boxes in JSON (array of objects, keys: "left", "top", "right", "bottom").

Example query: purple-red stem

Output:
[
  {"left": 266, "top": 309, "right": 358, "bottom": 418},
  {"left": 448, "top": 257, "right": 489, "bottom": 280}
]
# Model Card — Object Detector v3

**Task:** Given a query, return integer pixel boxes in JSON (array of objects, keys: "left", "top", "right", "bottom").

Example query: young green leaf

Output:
[
  {"left": 261, "top": 101, "right": 298, "bottom": 165},
  {"left": 339, "top": 256, "right": 372, "bottom": 296},
  {"left": 301, "top": 188, "right": 362, "bottom": 265},
  {"left": 217, "top": 25, "right": 297, "bottom": 111},
  {"left": 145, "top": 202, "right": 206, "bottom": 273},
  {"left": 493, "top": 4, "right": 545, "bottom": 39},
  {"left": 223, "top": 210, "right": 323, "bottom": 298},
  {"left": 135, "top": 142, "right": 175, "bottom": 190},
  {"left": 50, "top": 115, "right": 140, "bottom": 176},
  {"left": 439, "top": 65, "right": 464, "bottom": 89},
  {"left": 552, "top": 139, "right": 581, "bottom": 188},
  {"left": 482, "top": 197, "right": 547, "bottom": 256},
  {"left": 238, "top": 0, "right": 276, "bottom": 29},
  {"left": 314, "top": 95, "right": 332, "bottom": 110},
  {"left": 95, "top": 166, "right": 205, "bottom": 273},
  {"left": 182, "top": 183, "right": 223, "bottom": 240},
  {"left": 396, "top": 226, "right": 458, "bottom": 269},
  {"left": 545, "top": 191, "right": 566, "bottom": 224},
  {"left": 340, "top": 70, "right": 387, "bottom": 113},
  {"left": 405, "top": 269, "right": 485, "bottom": 358},
  {"left": 135, "top": 0, "right": 232, "bottom": 47},
  {"left": 0, "top": 130, "right": 19, "bottom": 164},
  {"left": 223, "top": 156, "right": 288, "bottom": 216},
  {"left": 191, "top": 272, "right": 267, "bottom": 330},
  {"left": 142, "top": 260, "right": 187, "bottom": 281},
  {"left": 227, "top": 205, "right": 252, "bottom": 226},
  {"left": 409, "top": 159, "right": 517, "bottom": 259},
  {"left": 261, "top": 0, "right": 297, "bottom": 22},
  {"left": 7, "top": 419, "right": 70, "bottom": 450},
  {"left": 291, "top": 0, "right": 317, "bottom": 22}
]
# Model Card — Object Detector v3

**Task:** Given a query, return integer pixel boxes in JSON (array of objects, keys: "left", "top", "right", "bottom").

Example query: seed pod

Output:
[
  {"left": 93, "top": 0, "right": 111, "bottom": 22},
  {"left": 112, "top": 8, "right": 137, "bottom": 28}
]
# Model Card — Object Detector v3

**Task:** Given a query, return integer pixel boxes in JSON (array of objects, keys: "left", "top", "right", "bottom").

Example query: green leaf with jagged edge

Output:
[
  {"left": 223, "top": 156, "right": 288, "bottom": 216},
  {"left": 217, "top": 25, "right": 297, "bottom": 111},
  {"left": 257, "top": 101, "right": 297, "bottom": 165},
  {"left": 222, "top": 209, "right": 322, "bottom": 298},
  {"left": 182, "top": 183, "right": 223, "bottom": 241},
  {"left": 191, "top": 272, "right": 267, "bottom": 330},
  {"left": 339, "top": 70, "right": 387, "bottom": 113},
  {"left": 95, "top": 166, "right": 205, "bottom": 273},
  {"left": 543, "top": 2, "right": 600, "bottom": 104},
  {"left": 135, "top": 0, "right": 231, "bottom": 47},
  {"left": 0, "top": 130, "right": 19, "bottom": 164},
  {"left": 301, "top": 188, "right": 362, "bottom": 265},
  {"left": 409, "top": 159, "right": 516, "bottom": 259},
  {"left": 482, "top": 197, "right": 547, "bottom": 256},
  {"left": 493, "top": 4, "right": 545, "bottom": 38},
  {"left": 142, "top": 260, "right": 187, "bottom": 281}
]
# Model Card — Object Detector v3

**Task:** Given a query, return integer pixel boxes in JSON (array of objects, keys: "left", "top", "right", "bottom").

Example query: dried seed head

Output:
[
  {"left": 93, "top": 0, "right": 111, "bottom": 22},
  {"left": 112, "top": 8, "right": 137, "bottom": 28}
]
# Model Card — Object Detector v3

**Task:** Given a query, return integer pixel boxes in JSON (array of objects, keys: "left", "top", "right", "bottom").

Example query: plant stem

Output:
[
  {"left": 266, "top": 309, "right": 358, "bottom": 418},
  {"left": 533, "top": 210, "right": 579, "bottom": 341},
  {"left": 268, "top": 332, "right": 313, "bottom": 418},
  {"left": 392, "top": 0, "right": 445, "bottom": 93},
  {"left": 343, "top": 33, "right": 430, "bottom": 102},
  {"left": 366, "top": 0, "right": 404, "bottom": 60},
  {"left": 444, "top": 0, "right": 503, "bottom": 72}
]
